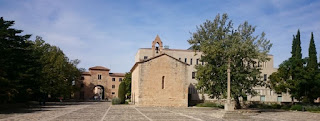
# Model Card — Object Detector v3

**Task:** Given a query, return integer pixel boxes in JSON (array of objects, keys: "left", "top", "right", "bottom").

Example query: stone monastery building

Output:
[
  {"left": 131, "top": 35, "right": 292, "bottom": 107},
  {"left": 76, "top": 66, "right": 125, "bottom": 100}
]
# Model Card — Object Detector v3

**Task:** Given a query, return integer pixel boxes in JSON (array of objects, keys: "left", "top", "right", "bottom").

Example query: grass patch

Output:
[{"left": 195, "top": 102, "right": 224, "bottom": 108}]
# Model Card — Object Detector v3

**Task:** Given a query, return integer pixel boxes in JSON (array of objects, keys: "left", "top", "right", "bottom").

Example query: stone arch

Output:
[
  {"left": 93, "top": 85, "right": 105, "bottom": 100},
  {"left": 152, "top": 35, "right": 163, "bottom": 56}
]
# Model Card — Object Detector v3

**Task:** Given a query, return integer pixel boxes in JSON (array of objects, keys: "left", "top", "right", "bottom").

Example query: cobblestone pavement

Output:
[{"left": 1, "top": 102, "right": 320, "bottom": 121}]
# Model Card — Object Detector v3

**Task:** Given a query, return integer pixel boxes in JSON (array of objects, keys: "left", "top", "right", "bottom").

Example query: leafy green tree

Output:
[
  {"left": 269, "top": 60, "right": 291, "bottom": 93},
  {"left": 188, "top": 13, "right": 272, "bottom": 108},
  {"left": 0, "top": 17, "right": 36, "bottom": 103},
  {"left": 123, "top": 72, "right": 131, "bottom": 97},
  {"left": 0, "top": 17, "right": 82, "bottom": 104},
  {"left": 30, "top": 36, "right": 82, "bottom": 102},
  {"left": 118, "top": 82, "right": 126, "bottom": 104}
]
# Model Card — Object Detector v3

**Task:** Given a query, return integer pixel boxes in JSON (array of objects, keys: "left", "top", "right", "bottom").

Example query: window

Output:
[
  {"left": 112, "top": 85, "right": 115, "bottom": 89},
  {"left": 264, "top": 74, "right": 267, "bottom": 81},
  {"left": 156, "top": 46, "right": 159, "bottom": 53},
  {"left": 112, "top": 92, "right": 115, "bottom": 95},
  {"left": 202, "top": 61, "right": 204, "bottom": 65},
  {"left": 196, "top": 59, "right": 199, "bottom": 65},
  {"left": 80, "top": 76, "right": 84, "bottom": 80},
  {"left": 185, "top": 58, "right": 187, "bottom": 63},
  {"left": 162, "top": 76, "right": 165, "bottom": 89},
  {"left": 98, "top": 74, "right": 102, "bottom": 80},
  {"left": 112, "top": 78, "right": 115, "bottom": 81},
  {"left": 190, "top": 58, "right": 192, "bottom": 65},
  {"left": 119, "top": 78, "right": 122, "bottom": 82},
  {"left": 277, "top": 96, "right": 282, "bottom": 102},
  {"left": 192, "top": 72, "right": 195, "bottom": 79},
  {"left": 260, "top": 95, "right": 265, "bottom": 102},
  {"left": 144, "top": 56, "right": 148, "bottom": 59},
  {"left": 258, "top": 62, "right": 260, "bottom": 67}
]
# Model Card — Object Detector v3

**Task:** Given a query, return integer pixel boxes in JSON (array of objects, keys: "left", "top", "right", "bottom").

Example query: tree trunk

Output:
[{"left": 234, "top": 96, "right": 241, "bottom": 109}]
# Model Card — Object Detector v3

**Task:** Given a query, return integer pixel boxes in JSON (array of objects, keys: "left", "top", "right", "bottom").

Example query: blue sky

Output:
[{"left": 1, "top": 0, "right": 319, "bottom": 73}]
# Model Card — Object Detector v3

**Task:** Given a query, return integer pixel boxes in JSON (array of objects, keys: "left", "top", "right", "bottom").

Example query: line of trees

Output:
[
  {"left": 270, "top": 30, "right": 320, "bottom": 103},
  {"left": 0, "top": 17, "right": 82, "bottom": 104}
]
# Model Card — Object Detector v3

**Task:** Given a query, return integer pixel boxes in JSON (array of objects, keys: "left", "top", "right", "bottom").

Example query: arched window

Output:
[
  {"left": 155, "top": 42, "right": 160, "bottom": 53},
  {"left": 162, "top": 76, "right": 165, "bottom": 89}
]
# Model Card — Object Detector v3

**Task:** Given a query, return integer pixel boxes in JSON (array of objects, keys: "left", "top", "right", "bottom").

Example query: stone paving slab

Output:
[{"left": 1, "top": 102, "right": 320, "bottom": 121}]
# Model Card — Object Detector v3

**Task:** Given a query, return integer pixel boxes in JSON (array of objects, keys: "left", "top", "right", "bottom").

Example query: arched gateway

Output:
[{"left": 93, "top": 85, "right": 104, "bottom": 100}]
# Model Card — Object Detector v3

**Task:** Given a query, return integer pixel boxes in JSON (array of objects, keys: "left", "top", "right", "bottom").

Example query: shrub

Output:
[
  {"left": 248, "top": 102, "right": 283, "bottom": 109},
  {"left": 281, "top": 105, "right": 291, "bottom": 110},
  {"left": 270, "top": 103, "right": 282, "bottom": 109},
  {"left": 290, "top": 104, "right": 303, "bottom": 111},
  {"left": 305, "top": 105, "right": 320, "bottom": 112},
  {"left": 196, "top": 102, "right": 224, "bottom": 108},
  {"left": 118, "top": 82, "right": 126, "bottom": 104},
  {"left": 112, "top": 98, "right": 121, "bottom": 105}
]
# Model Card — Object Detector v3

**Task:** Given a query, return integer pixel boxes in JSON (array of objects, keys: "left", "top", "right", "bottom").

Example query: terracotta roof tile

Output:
[
  {"left": 109, "top": 73, "right": 125, "bottom": 77},
  {"left": 82, "top": 72, "right": 91, "bottom": 75},
  {"left": 89, "top": 66, "right": 110, "bottom": 71}
]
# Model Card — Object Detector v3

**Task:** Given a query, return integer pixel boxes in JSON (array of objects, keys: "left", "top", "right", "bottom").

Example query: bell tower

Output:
[{"left": 152, "top": 35, "right": 163, "bottom": 57}]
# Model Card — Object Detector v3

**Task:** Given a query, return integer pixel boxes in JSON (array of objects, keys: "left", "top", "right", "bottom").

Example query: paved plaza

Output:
[{"left": 1, "top": 102, "right": 320, "bottom": 121}]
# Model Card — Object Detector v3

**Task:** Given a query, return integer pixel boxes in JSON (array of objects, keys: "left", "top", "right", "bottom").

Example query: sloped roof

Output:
[
  {"left": 109, "top": 73, "right": 125, "bottom": 77},
  {"left": 89, "top": 66, "right": 110, "bottom": 71},
  {"left": 140, "top": 48, "right": 196, "bottom": 52},
  {"left": 82, "top": 71, "right": 91, "bottom": 75},
  {"left": 130, "top": 53, "right": 189, "bottom": 72}
]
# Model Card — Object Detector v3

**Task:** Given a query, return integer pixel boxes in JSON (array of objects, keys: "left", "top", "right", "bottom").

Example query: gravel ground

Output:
[{"left": 1, "top": 102, "right": 319, "bottom": 121}]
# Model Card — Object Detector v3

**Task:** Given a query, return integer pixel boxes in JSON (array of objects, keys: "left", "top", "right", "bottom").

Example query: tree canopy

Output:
[
  {"left": 0, "top": 17, "right": 82, "bottom": 103},
  {"left": 188, "top": 13, "right": 272, "bottom": 108},
  {"left": 270, "top": 30, "right": 320, "bottom": 103},
  {"left": 122, "top": 72, "right": 132, "bottom": 97}
]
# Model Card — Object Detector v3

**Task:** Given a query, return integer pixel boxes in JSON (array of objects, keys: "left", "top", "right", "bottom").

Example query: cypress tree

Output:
[
  {"left": 295, "top": 30, "right": 302, "bottom": 61},
  {"left": 288, "top": 30, "right": 305, "bottom": 101},
  {"left": 291, "top": 35, "right": 296, "bottom": 59},
  {"left": 307, "top": 32, "right": 318, "bottom": 71},
  {"left": 118, "top": 82, "right": 126, "bottom": 104},
  {"left": 306, "top": 32, "right": 319, "bottom": 103}
]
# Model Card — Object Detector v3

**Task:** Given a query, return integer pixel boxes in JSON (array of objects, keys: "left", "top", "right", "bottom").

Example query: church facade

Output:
[
  {"left": 131, "top": 35, "right": 293, "bottom": 107},
  {"left": 131, "top": 53, "right": 189, "bottom": 107}
]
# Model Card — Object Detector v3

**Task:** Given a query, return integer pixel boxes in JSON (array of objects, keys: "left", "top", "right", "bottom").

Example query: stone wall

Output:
[{"left": 132, "top": 55, "right": 188, "bottom": 107}]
